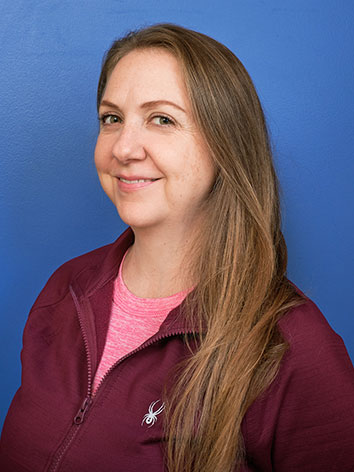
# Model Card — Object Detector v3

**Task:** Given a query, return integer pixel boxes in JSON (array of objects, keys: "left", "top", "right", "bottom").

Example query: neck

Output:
[{"left": 122, "top": 224, "right": 197, "bottom": 298}]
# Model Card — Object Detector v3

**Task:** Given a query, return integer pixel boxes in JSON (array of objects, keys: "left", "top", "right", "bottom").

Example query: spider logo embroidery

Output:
[{"left": 141, "top": 400, "right": 165, "bottom": 428}]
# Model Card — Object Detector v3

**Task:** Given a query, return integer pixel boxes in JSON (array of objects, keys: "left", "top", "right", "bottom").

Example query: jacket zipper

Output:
[
  {"left": 46, "top": 288, "right": 93, "bottom": 472},
  {"left": 93, "top": 326, "right": 193, "bottom": 395},
  {"left": 46, "top": 286, "right": 195, "bottom": 472}
]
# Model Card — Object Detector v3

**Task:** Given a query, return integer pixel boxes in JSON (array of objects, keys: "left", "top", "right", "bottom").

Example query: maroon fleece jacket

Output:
[{"left": 1, "top": 229, "right": 354, "bottom": 471}]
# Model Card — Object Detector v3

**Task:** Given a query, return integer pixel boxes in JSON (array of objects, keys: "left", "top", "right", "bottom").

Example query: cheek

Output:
[
  {"left": 166, "top": 149, "right": 215, "bottom": 202},
  {"left": 94, "top": 140, "right": 110, "bottom": 173},
  {"left": 189, "top": 153, "right": 216, "bottom": 189},
  {"left": 94, "top": 141, "right": 102, "bottom": 169}
]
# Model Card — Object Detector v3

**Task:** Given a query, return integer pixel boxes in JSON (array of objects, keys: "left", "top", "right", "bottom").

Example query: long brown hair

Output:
[{"left": 97, "top": 24, "right": 305, "bottom": 472}]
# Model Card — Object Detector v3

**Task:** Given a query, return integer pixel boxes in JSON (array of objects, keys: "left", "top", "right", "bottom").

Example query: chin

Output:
[{"left": 115, "top": 208, "right": 159, "bottom": 230}]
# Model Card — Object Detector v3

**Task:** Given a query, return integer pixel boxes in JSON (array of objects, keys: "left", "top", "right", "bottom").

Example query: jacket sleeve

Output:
[{"left": 243, "top": 300, "right": 354, "bottom": 472}]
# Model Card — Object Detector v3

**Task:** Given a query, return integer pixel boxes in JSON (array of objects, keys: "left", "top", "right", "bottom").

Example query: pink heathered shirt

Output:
[{"left": 92, "top": 253, "right": 190, "bottom": 394}]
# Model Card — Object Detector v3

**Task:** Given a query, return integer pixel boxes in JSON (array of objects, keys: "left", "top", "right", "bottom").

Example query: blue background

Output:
[{"left": 1, "top": 0, "right": 353, "bottom": 429}]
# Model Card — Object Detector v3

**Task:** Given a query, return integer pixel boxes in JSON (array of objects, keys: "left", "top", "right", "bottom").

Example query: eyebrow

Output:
[{"left": 99, "top": 99, "right": 186, "bottom": 114}]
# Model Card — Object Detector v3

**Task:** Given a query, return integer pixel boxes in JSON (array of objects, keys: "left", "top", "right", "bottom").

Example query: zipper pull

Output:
[{"left": 73, "top": 396, "right": 92, "bottom": 425}]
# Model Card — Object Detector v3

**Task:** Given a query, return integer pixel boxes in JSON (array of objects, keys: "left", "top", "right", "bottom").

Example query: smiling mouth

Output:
[{"left": 118, "top": 177, "right": 159, "bottom": 184}]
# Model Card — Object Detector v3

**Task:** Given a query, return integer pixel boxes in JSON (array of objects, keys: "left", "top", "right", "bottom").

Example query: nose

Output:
[{"left": 111, "top": 122, "right": 146, "bottom": 163}]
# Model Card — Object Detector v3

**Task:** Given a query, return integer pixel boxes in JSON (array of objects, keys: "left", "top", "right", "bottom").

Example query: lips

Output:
[
  {"left": 118, "top": 177, "right": 159, "bottom": 184},
  {"left": 116, "top": 175, "right": 161, "bottom": 192}
]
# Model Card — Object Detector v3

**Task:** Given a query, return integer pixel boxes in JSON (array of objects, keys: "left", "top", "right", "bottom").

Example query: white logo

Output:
[{"left": 141, "top": 400, "right": 165, "bottom": 428}]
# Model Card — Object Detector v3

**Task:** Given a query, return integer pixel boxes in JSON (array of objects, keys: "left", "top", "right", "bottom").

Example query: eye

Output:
[
  {"left": 151, "top": 115, "right": 175, "bottom": 126},
  {"left": 99, "top": 114, "right": 122, "bottom": 125}
]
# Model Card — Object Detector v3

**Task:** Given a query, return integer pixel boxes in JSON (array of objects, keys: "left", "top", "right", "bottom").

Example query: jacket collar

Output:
[
  {"left": 70, "top": 227, "right": 199, "bottom": 336},
  {"left": 73, "top": 228, "right": 134, "bottom": 297}
]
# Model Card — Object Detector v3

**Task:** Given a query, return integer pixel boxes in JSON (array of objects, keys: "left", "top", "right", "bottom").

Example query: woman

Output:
[{"left": 1, "top": 24, "right": 354, "bottom": 472}]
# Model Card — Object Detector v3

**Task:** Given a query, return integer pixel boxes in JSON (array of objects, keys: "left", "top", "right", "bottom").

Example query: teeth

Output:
[{"left": 119, "top": 178, "right": 155, "bottom": 184}]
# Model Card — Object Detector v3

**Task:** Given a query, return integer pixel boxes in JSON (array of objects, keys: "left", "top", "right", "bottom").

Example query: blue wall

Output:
[{"left": 1, "top": 0, "right": 353, "bottom": 429}]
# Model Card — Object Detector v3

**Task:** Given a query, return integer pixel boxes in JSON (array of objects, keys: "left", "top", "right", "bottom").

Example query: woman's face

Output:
[{"left": 94, "top": 48, "right": 215, "bottom": 232}]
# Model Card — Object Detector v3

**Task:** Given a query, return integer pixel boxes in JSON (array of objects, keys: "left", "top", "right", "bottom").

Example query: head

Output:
[
  {"left": 95, "top": 47, "right": 216, "bottom": 236},
  {"left": 96, "top": 23, "right": 279, "bottom": 244}
]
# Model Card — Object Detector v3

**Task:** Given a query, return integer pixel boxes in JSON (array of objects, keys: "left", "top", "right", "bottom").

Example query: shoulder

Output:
[
  {"left": 30, "top": 240, "right": 116, "bottom": 310},
  {"left": 273, "top": 295, "right": 354, "bottom": 403},
  {"left": 276, "top": 296, "right": 354, "bottom": 384},
  {"left": 243, "top": 295, "right": 354, "bottom": 470},
  {"left": 30, "top": 228, "right": 134, "bottom": 310},
  {"left": 278, "top": 295, "right": 345, "bottom": 359}
]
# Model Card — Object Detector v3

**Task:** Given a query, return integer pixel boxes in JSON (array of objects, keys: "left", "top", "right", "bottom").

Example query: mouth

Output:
[
  {"left": 116, "top": 176, "right": 161, "bottom": 192},
  {"left": 118, "top": 177, "right": 159, "bottom": 184}
]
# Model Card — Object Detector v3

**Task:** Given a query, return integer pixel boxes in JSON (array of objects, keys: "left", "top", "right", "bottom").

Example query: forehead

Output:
[{"left": 103, "top": 48, "right": 188, "bottom": 107}]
